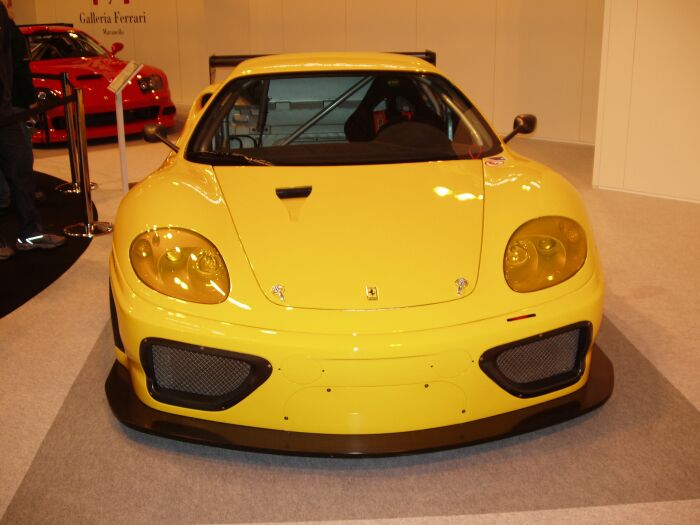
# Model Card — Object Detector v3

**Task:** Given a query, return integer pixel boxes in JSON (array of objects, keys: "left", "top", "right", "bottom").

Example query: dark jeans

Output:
[
  {"left": 0, "top": 107, "right": 40, "bottom": 238},
  {"left": 0, "top": 166, "right": 10, "bottom": 208}
]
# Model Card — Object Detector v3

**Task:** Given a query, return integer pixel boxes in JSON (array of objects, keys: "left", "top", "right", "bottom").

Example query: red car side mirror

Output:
[{"left": 111, "top": 42, "right": 124, "bottom": 56}]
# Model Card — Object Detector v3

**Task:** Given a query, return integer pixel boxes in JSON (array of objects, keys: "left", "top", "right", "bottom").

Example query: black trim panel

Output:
[
  {"left": 108, "top": 284, "right": 125, "bottom": 353},
  {"left": 105, "top": 345, "right": 613, "bottom": 457}
]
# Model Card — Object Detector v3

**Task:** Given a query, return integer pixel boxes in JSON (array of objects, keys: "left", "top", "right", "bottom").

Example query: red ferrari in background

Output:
[{"left": 20, "top": 23, "right": 176, "bottom": 144}]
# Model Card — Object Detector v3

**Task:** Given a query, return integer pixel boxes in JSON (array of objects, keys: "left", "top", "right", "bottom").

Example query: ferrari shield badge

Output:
[{"left": 366, "top": 286, "right": 378, "bottom": 300}]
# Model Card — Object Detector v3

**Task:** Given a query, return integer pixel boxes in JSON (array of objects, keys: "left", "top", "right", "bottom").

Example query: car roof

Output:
[{"left": 229, "top": 52, "right": 440, "bottom": 79}]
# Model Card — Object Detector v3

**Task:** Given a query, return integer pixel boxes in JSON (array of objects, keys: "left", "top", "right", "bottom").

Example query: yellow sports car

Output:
[{"left": 107, "top": 51, "right": 613, "bottom": 456}]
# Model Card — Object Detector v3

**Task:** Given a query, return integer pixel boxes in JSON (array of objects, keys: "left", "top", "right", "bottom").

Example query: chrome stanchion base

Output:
[
  {"left": 55, "top": 181, "right": 81, "bottom": 194},
  {"left": 64, "top": 221, "right": 113, "bottom": 238},
  {"left": 55, "top": 181, "right": 98, "bottom": 194}
]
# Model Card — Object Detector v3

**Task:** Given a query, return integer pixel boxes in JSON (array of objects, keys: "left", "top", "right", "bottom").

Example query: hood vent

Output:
[{"left": 75, "top": 73, "right": 103, "bottom": 81}]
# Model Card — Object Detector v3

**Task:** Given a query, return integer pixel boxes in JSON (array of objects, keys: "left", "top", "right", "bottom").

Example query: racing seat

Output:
[{"left": 344, "top": 76, "right": 442, "bottom": 142}]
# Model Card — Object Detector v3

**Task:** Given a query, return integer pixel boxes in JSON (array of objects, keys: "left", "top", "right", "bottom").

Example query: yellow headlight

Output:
[
  {"left": 130, "top": 228, "right": 230, "bottom": 303},
  {"left": 504, "top": 216, "right": 586, "bottom": 292}
]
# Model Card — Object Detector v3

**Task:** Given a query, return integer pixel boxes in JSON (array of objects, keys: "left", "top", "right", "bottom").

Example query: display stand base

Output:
[
  {"left": 64, "top": 221, "right": 113, "bottom": 238},
  {"left": 56, "top": 181, "right": 98, "bottom": 194}
]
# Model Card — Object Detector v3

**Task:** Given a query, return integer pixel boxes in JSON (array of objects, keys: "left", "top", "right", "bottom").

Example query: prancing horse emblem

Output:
[
  {"left": 455, "top": 277, "right": 468, "bottom": 296},
  {"left": 271, "top": 284, "right": 286, "bottom": 302},
  {"left": 366, "top": 286, "right": 378, "bottom": 300}
]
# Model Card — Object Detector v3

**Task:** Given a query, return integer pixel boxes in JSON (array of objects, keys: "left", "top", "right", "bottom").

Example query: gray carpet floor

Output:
[{"left": 2, "top": 317, "right": 699, "bottom": 524}]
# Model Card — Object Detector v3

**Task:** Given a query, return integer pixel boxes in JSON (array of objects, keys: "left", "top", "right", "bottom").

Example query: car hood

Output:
[
  {"left": 215, "top": 160, "right": 484, "bottom": 310},
  {"left": 30, "top": 57, "right": 163, "bottom": 98}
]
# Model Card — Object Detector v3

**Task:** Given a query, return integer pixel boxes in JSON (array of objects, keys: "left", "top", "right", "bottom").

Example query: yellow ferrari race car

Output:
[{"left": 107, "top": 51, "right": 613, "bottom": 456}]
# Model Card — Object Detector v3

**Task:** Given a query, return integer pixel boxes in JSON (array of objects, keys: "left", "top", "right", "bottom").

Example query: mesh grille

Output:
[
  {"left": 495, "top": 330, "right": 580, "bottom": 384},
  {"left": 151, "top": 343, "right": 252, "bottom": 397}
]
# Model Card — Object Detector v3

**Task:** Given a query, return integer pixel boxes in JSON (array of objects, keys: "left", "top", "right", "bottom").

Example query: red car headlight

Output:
[
  {"left": 138, "top": 74, "right": 164, "bottom": 93},
  {"left": 35, "top": 87, "right": 62, "bottom": 103}
]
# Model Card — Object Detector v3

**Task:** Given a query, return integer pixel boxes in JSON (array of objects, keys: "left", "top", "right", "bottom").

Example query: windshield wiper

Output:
[{"left": 198, "top": 150, "right": 275, "bottom": 166}]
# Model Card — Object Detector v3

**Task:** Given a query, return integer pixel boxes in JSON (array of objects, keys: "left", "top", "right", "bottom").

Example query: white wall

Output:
[
  {"left": 16, "top": 0, "right": 603, "bottom": 144},
  {"left": 8, "top": 0, "right": 36, "bottom": 23},
  {"left": 593, "top": 0, "right": 700, "bottom": 203}
]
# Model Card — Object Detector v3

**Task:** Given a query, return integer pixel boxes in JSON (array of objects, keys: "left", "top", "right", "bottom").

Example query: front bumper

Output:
[
  {"left": 106, "top": 345, "right": 613, "bottom": 456},
  {"left": 32, "top": 101, "right": 176, "bottom": 144}
]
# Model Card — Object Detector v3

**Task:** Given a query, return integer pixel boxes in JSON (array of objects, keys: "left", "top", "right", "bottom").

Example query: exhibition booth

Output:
[{"left": 1, "top": 1, "right": 699, "bottom": 524}]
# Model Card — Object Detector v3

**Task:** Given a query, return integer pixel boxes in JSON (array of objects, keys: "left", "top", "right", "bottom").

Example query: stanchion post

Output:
[
  {"left": 64, "top": 88, "right": 113, "bottom": 238},
  {"left": 55, "top": 73, "right": 81, "bottom": 194},
  {"left": 107, "top": 60, "right": 142, "bottom": 194},
  {"left": 115, "top": 91, "right": 129, "bottom": 194}
]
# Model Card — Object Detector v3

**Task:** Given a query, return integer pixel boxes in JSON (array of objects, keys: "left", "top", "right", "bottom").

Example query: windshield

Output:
[
  {"left": 27, "top": 31, "right": 109, "bottom": 61},
  {"left": 187, "top": 72, "right": 501, "bottom": 166}
]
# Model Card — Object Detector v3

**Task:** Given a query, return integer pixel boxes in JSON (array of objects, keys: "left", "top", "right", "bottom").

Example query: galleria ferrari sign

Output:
[{"left": 80, "top": 0, "right": 147, "bottom": 35}]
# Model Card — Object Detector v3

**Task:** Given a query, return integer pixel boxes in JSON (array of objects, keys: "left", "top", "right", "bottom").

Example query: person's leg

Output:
[
  {"left": 0, "top": 110, "right": 63, "bottom": 250},
  {"left": 0, "top": 118, "right": 41, "bottom": 237},
  {"left": 0, "top": 167, "right": 10, "bottom": 209},
  {"left": 0, "top": 161, "right": 14, "bottom": 259}
]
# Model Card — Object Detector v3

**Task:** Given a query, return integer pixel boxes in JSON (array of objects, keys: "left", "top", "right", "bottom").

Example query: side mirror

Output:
[
  {"left": 144, "top": 124, "right": 179, "bottom": 153},
  {"left": 111, "top": 42, "right": 124, "bottom": 55},
  {"left": 503, "top": 113, "right": 537, "bottom": 143}
]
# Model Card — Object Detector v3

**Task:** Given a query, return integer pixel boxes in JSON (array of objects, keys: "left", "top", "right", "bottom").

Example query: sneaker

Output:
[
  {"left": 15, "top": 233, "right": 66, "bottom": 251},
  {"left": 0, "top": 239, "right": 14, "bottom": 259}
]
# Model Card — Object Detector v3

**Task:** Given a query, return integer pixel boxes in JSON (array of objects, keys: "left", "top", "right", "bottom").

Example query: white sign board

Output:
[
  {"left": 109, "top": 61, "right": 144, "bottom": 194},
  {"left": 108, "top": 61, "right": 143, "bottom": 94}
]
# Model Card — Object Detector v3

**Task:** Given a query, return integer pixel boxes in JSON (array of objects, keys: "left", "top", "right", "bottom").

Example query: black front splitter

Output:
[{"left": 105, "top": 346, "right": 613, "bottom": 457}]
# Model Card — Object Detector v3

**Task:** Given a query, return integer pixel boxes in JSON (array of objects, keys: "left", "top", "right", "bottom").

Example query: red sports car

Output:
[{"left": 20, "top": 23, "right": 176, "bottom": 144}]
